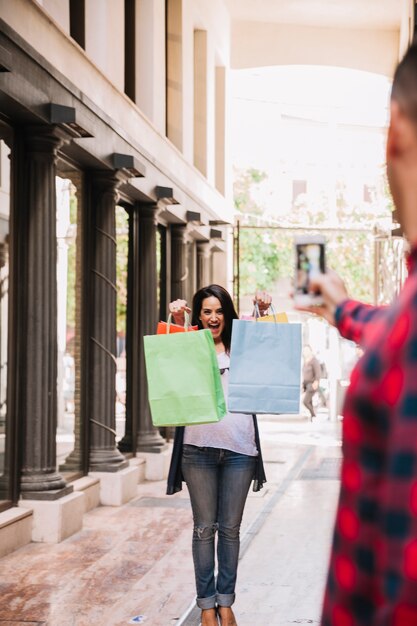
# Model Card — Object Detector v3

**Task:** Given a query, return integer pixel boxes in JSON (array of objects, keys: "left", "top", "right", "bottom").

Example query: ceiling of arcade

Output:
[
  {"left": 224, "top": 0, "right": 411, "bottom": 75},
  {"left": 223, "top": 0, "right": 402, "bottom": 30}
]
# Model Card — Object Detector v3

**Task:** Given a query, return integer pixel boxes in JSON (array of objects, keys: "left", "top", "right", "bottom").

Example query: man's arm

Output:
[
  {"left": 295, "top": 270, "right": 385, "bottom": 346},
  {"left": 335, "top": 299, "right": 386, "bottom": 346}
]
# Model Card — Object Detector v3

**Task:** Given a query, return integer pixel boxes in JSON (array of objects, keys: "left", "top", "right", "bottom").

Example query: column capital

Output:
[
  {"left": 90, "top": 169, "right": 129, "bottom": 206},
  {"left": 21, "top": 124, "right": 73, "bottom": 160},
  {"left": 171, "top": 223, "right": 191, "bottom": 245},
  {"left": 134, "top": 202, "right": 159, "bottom": 224},
  {"left": 197, "top": 241, "right": 211, "bottom": 257}
]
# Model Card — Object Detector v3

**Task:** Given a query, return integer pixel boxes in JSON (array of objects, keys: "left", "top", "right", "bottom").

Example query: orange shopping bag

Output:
[{"left": 156, "top": 312, "right": 198, "bottom": 334}]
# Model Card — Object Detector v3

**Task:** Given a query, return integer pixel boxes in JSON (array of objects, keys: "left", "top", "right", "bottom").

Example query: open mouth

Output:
[{"left": 208, "top": 322, "right": 220, "bottom": 331}]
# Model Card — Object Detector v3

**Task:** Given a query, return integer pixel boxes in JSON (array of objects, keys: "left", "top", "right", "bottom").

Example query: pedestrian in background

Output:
[
  {"left": 302, "top": 344, "right": 321, "bottom": 420},
  {"left": 166, "top": 285, "right": 270, "bottom": 626},
  {"left": 297, "top": 41, "right": 417, "bottom": 626}
]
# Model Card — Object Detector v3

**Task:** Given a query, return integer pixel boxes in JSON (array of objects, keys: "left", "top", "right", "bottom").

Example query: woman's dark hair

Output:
[{"left": 191, "top": 284, "right": 238, "bottom": 353}]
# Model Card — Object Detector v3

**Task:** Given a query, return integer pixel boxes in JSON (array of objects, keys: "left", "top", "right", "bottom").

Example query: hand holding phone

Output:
[{"left": 294, "top": 235, "right": 326, "bottom": 306}]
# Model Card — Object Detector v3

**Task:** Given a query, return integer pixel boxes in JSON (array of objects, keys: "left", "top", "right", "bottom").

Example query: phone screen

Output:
[{"left": 294, "top": 238, "right": 326, "bottom": 303}]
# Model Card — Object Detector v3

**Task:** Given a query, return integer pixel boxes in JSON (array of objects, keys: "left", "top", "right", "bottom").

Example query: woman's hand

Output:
[
  {"left": 253, "top": 290, "right": 272, "bottom": 316},
  {"left": 168, "top": 299, "right": 191, "bottom": 326}
]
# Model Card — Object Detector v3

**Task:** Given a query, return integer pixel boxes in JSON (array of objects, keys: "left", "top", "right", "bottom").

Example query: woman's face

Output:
[{"left": 199, "top": 296, "right": 225, "bottom": 342}]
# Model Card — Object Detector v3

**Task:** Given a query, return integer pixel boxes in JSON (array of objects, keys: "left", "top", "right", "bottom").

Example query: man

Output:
[
  {"left": 302, "top": 344, "right": 321, "bottom": 420},
  {"left": 298, "top": 43, "right": 417, "bottom": 625}
]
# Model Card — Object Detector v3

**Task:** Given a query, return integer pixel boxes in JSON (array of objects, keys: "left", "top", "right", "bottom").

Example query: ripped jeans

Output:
[{"left": 181, "top": 445, "right": 256, "bottom": 609}]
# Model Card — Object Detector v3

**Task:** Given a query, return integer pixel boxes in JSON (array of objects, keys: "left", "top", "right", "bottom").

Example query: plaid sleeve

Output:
[{"left": 335, "top": 299, "right": 386, "bottom": 346}]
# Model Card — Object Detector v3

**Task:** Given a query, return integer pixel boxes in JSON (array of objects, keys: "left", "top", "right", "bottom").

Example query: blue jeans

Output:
[{"left": 181, "top": 445, "right": 256, "bottom": 610}]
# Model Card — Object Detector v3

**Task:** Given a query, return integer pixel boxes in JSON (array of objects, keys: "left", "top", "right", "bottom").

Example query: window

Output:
[
  {"left": 124, "top": 0, "right": 136, "bottom": 101},
  {"left": 292, "top": 179, "right": 307, "bottom": 203},
  {"left": 69, "top": 0, "right": 85, "bottom": 49}
]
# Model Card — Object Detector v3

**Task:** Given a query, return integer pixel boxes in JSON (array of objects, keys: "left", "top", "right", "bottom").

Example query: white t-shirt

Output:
[{"left": 183, "top": 351, "right": 258, "bottom": 456}]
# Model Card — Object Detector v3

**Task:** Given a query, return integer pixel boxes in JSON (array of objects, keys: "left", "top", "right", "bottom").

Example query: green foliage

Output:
[
  {"left": 325, "top": 232, "right": 374, "bottom": 303},
  {"left": 65, "top": 191, "right": 77, "bottom": 331},
  {"left": 233, "top": 167, "right": 386, "bottom": 304},
  {"left": 116, "top": 206, "right": 129, "bottom": 334},
  {"left": 234, "top": 168, "right": 292, "bottom": 294}
]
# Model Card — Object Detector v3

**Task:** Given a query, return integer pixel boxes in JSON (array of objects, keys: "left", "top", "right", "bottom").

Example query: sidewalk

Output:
[{"left": 0, "top": 412, "right": 341, "bottom": 626}]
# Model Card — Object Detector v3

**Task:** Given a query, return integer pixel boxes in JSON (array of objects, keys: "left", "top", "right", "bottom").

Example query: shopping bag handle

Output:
[
  {"left": 166, "top": 311, "right": 191, "bottom": 333},
  {"left": 253, "top": 302, "right": 278, "bottom": 323}
]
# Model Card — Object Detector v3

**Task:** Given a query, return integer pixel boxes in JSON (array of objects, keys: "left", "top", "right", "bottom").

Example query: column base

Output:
[
  {"left": 117, "top": 433, "right": 134, "bottom": 453},
  {"left": 0, "top": 507, "right": 32, "bottom": 558},
  {"left": 73, "top": 476, "right": 101, "bottom": 512},
  {"left": 20, "top": 471, "right": 68, "bottom": 494},
  {"left": 90, "top": 465, "right": 140, "bottom": 506},
  {"left": 89, "top": 448, "right": 129, "bottom": 472},
  {"left": 59, "top": 448, "right": 83, "bottom": 472},
  {"left": 20, "top": 485, "right": 73, "bottom": 501},
  {"left": 129, "top": 457, "right": 146, "bottom": 483},
  {"left": 136, "top": 430, "right": 168, "bottom": 454},
  {"left": 138, "top": 447, "right": 172, "bottom": 481},
  {"left": 19, "top": 491, "right": 85, "bottom": 543}
]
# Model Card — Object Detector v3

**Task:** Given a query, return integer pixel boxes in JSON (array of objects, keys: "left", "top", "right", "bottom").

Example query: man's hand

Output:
[
  {"left": 168, "top": 299, "right": 191, "bottom": 326},
  {"left": 295, "top": 270, "right": 349, "bottom": 326},
  {"left": 254, "top": 290, "right": 272, "bottom": 316}
]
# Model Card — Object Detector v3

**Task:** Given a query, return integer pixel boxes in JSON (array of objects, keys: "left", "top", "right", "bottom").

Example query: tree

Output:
[{"left": 234, "top": 168, "right": 288, "bottom": 294}]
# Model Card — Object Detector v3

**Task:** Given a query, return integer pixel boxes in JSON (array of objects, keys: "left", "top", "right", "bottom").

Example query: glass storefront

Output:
[
  {"left": 0, "top": 138, "right": 10, "bottom": 509},
  {"left": 56, "top": 175, "right": 81, "bottom": 478},
  {"left": 115, "top": 205, "right": 128, "bottom": 442}
]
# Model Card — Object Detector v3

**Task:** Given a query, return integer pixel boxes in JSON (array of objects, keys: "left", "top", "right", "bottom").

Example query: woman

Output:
[{"left": 166, "top": 285, "right": 270, "bottom": 626}]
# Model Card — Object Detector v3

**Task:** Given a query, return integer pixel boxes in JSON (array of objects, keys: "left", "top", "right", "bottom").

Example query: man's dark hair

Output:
[
  {"left": 192, "top": 284, "right": 238, "bottom": 353},
  {"left": 392, "top": 42, "right": 417, "bottom": 120}
]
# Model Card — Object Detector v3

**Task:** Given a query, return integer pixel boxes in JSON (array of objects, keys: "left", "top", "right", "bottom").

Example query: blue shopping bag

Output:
[{"left": 228, "top": 319, "right": 302, "bottom": 414}]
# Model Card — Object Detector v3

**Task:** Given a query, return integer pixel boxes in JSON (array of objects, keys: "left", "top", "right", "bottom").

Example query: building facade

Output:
[{"left": 0, "top": 0, "right": 233, "bottom": 554}]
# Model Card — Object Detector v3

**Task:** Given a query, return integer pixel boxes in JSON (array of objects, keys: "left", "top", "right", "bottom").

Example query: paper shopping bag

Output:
[
  {"left": 157, "top": 312, "right": 198, "bottom": 334},
  {"left": 241, "top": 304, "right": 288, "bottom": 324},
  {"left": 144, "top": 329, "right": 226, "bottom": 427},
  {"left": 241, "top": 312, "right": 289, "bottom": 323},
  {"left": 228, "top": 320, "right": 302, "bottom": 414},
  {"left": 257, "top": 312, "right": 288, "bottom": 323},
  {"left": 156, "top": 321, "right": 198, "bottom": 334}
]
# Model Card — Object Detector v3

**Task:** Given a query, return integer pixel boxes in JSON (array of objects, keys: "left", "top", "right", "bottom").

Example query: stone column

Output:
[
  {"left": 135, "top": 205, "right": 166, "bottom": 453},
  {"left": 87, "top": 171, "right": 128, "bottom": 471},
  {"left": 197, "top": 241, "right": 211, "bottom": 289},
  {"left": 170, "top": 224, "right": 189, "bottom": 301},
  {"left": 11, "top": 126, "right": 70, "bottom": 497}
]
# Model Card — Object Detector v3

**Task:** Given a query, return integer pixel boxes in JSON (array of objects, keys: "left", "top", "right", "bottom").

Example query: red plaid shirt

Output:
[{"left": 321, "top": 247, "right": 417, "bottom": 626}]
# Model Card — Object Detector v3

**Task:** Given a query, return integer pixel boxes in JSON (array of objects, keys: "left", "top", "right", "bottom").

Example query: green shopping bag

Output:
[{"left": 144, "top": 329, "right": 226, "bottom": 427}]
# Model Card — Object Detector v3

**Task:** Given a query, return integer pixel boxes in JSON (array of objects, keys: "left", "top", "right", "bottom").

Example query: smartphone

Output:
[{"left": 294, "top": 235, "right": 326, "bottom": 306}]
